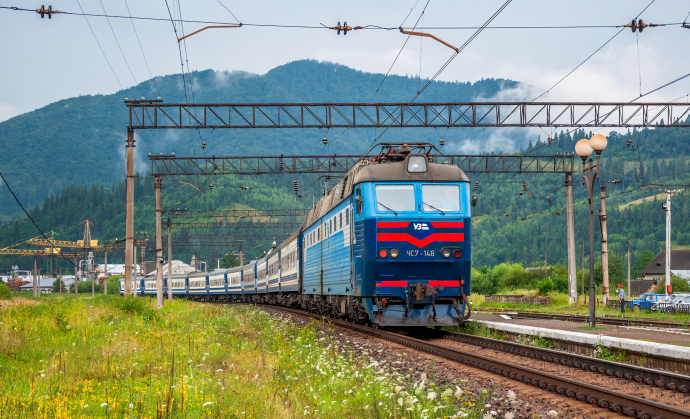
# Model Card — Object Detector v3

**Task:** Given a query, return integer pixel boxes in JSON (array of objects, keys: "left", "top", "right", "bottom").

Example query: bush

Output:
[
  {"left": 112, "top": 296, "right": 155, "bottom": 320},
  {"left": 536, "top": 278, "right": 554, "bottom": 295},
  {"left": 52, "top": 279, "right": 66, "bottom": 293},
  {"left": 0, "top": 283, "right": 12, "bottom": 300},
  {"left": 652, "top": 275, "right": 690, "bottom": 294}
]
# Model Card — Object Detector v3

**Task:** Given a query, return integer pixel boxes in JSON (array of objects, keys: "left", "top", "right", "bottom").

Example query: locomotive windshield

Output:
[
  {"left": 422, "top": 184, "right": 460, "bottom": 212},
  {"left": 375, "top": 184, "right": 415, "bottom": 212}
]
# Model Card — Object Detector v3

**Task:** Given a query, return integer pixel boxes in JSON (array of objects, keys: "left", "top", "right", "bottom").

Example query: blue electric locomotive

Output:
[{"left": 125, "top": 143, "right": 472, "bottom": 327}]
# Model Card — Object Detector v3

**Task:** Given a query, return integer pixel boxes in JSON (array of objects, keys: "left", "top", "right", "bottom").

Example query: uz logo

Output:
[{"left": 413, "top": 223, "right": 429, "bottom": 230}]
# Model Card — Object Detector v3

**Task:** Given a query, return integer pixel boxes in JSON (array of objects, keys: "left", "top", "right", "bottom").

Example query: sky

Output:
[{"left": 0, "top": 0, "right": 689, "bottom": 123}]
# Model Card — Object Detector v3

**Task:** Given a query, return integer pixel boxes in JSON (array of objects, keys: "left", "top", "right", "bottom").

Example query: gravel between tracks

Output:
[{"left": 262, "top": 307, "right": 623, "bottom": 419}]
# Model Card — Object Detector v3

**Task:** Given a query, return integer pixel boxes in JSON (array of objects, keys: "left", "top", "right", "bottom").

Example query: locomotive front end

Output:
[{"left": 352, "top": 147, "right": 472, "bottom": 327}]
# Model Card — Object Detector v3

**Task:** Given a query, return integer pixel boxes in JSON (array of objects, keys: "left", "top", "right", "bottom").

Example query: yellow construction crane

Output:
[{"left": 25, "top": 238, "right": 116, "bottom": 251}]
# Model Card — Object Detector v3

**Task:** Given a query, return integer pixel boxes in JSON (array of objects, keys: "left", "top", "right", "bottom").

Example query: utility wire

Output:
[
  {"left": 74, "top": 0, "right": 123, "bottom": 90},
  {"left": 367, "top": 0, "right": 430, "bottom": 104},
  {"left": 411, "top": 0, "right": 513, "bottom": 102},
  {"left": 0, "top": 138, "right": 50, "bottom": 194},
  {"left": 99, "top": 0, "right": 144, "bottom": 97},
  {"left": 0, "top": 169, "right": 76, "bottom": 267},
  {"left": 531, "top": 0, "right": 656, "bottom": 102},
  {"left": 215, "top": 0, "right": 240, "bottom": 23},
  {"left": 1, "top": 7, "right": 682, "bottom": 30}
]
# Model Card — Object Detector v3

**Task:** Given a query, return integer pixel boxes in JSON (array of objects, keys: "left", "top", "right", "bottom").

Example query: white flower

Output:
[
  {"left": 128, "top": 404, "right": 134, "bottom": 409},
  {"left": 364, "top": 405, "right": 369, "bottom": 409},
  {"left": 491, "top": 411, "right": 497, "bottom": 416},
  {"left": 83, "top": 404, "right": 88, "bottom": 408},
  {"left": 507, "top": 390, "right": 516, "bottom": 401},
  {"left": 378, "top": 402, "right": 383, "bottom": 406},
  {"left": 254, "top": 374, "right": 258, "bottom": 380},
  {"left": 397, "top": 398, "right": 403, "bottom": 407},
  {"left": 132, "top": 363, "right": 138, "bottom": 367},
  {"left": 202, "top": 402, "right": 213, "bottom": 407},
  {"left": 216, "top": 369, "right": 223, "bottom": 372},
  {"left": 504, "top": 413, "right": 514, "bottom": 419},
  {"left": 100, "top": 403, "right": 107, "bottom": 407},
  {"left": 547, "top": 410, "right": 558, "bottom": 418},
  {"left": 395, "top": 386, "right": 404, "bottom": 394},
  {"left": 40, "top": 374, "right": 45, "bottom": 377},
  {"left": 426, "top": 392, "right": 437, "bottom": 401},
  {"left": 454, "top": 386, "right": 463, "bottom": 398},
  {"left": 108, "top": 322, "right": 114, "bottom": 326}
]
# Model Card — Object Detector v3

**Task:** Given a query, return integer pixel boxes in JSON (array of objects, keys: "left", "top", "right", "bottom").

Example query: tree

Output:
[
  {"left": 632, "top": 250, "right": 655, "bottom": 279},
  {"left": 52, "top": 278, "right": 65, "bottom": 293},
  {"left": 220, "top": 252, "right": 241, "bottom": 269}
]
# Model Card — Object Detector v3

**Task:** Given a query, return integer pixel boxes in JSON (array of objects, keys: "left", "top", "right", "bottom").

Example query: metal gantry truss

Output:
[
  {"left": 150, "top": 154, "right": 576, "bottom": 176},
  {"left": 128, "top": 102, "right": 690, "bottom": 129},
  {"left": 169, "top": 209, "right": 310, "bottom": 218},
  {"left": 173, "top": 233, "right": 291, "bottom": 240},
  {"left": 171, "top": 221, "right": 302, "bottom": 230}
]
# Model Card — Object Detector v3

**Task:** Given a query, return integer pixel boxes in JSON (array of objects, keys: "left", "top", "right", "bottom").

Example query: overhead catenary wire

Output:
[
  {"left": 530, "top": 0, "right": 656, "bottom": 102},
  {"left": 2, "top": 6, "right": 683, "bottom": 30},
  {"left": 73, "top": 0, "right": 124, "bottom": 91},
  {"left": 0, "top": 169, "right": 77, "bottom": 267}
]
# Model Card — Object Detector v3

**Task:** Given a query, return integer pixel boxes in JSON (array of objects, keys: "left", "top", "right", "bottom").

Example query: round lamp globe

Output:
[
  {"left": 575, "top": 139, "right": 593, "bottom": 159},
  {"left": 589, "top": 134, "right": 607, "bottom": 152}
]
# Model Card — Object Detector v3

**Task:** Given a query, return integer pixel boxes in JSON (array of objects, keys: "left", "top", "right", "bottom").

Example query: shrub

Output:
[
  {"left": 0, "top": 283, "right": 12, "bottom": 300},
  {"left": 112, "top": 296, "right": 155, "bottom": 320},
  {"left": 653, "top": 275, "right": 690, "bottom": 294},
  {"left": 536, "top": 278, "right": 554, "bottom": 295},
  {"left": 52, "top": 278, "right": 66, "bottom": 293}
]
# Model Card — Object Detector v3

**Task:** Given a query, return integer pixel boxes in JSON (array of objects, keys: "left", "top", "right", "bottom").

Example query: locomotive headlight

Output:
[
  {"left": 379, "top": 249, "right": 388, "bottom": 258},
  {"left": 390, "top": 248, "right": 400, "bottom": 258},
  {"left": 441, "top": 248, "right": 451, "bottom": 258},
  {"left": 407, "top": 156, "right": 427, "bottom": 173}
]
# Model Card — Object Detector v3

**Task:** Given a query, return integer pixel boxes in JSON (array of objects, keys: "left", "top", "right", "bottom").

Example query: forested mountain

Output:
[
  {"left": 0, "top": 59, "right": 519, "bottom": 222},
  {"left": 2, "top": 58, "right": 689, "bottom": 275}
]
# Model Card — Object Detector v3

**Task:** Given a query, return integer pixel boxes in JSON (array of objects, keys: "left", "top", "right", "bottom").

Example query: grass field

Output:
[{"left": 0, "top": 296, "right": 490, "bottom": 418}]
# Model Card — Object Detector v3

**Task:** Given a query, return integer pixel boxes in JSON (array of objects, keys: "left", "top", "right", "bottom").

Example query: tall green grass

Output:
[{"left": 0, "top": 298, "right": 491, "bottom": 418}]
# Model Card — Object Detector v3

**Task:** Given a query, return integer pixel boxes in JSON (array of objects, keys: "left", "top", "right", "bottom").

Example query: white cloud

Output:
[{"left": 0, "top": 103, "right": 19, "bottom": 123}]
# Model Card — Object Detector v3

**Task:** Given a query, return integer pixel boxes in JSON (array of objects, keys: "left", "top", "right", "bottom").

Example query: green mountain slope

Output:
[{"left": 0, "top": 60, "right": 518, "bottom": 222}]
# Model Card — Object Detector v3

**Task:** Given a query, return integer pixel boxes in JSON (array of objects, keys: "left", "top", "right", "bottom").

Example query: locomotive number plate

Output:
[{"left": 406, "top": 250, "right": 435, "bottom": 257}]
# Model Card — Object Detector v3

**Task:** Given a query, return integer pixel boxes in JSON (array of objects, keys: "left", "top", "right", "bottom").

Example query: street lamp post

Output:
[{"left": 575, "top": 134, "right": 608, "bottom": 327}]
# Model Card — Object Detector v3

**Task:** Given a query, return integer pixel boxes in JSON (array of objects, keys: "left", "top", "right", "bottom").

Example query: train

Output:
[{"left": 122, "top": 143, "right": 473, "bottom": 327}]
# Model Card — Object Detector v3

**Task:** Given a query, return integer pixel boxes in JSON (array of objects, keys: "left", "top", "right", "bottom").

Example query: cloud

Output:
[{"left": 0, "top": 103, "right": 19, "bottom": 123}]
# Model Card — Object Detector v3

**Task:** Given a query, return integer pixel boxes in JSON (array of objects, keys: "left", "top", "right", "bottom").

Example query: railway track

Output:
[
  {"left": 250, "top": 303, "right": 690, "bottom": 419},
  {"left": 477, "top": 310, "right": 689, "bottom": 329}
]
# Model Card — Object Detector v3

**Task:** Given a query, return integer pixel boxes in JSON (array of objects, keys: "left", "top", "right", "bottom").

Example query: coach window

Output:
[
  {"left": 345, "top": 209, "right": 349, "bottom": 225},
  {"left": 422, "top": 184, "right": 460, "bottom": 212},
  {"left": 375, "top": 184, "right": 415, "bottom": 212},
  {"left": 339, "top": 213, "right": 343, "bottom": 229}
]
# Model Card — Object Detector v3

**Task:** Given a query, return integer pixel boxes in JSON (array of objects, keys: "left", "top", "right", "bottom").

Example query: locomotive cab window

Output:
[
  {"left": 375, "top": 185, "right": 415, "bottom": 212},
  {"left": 422, "top": 184, "right": 460, "bottom": 212}
]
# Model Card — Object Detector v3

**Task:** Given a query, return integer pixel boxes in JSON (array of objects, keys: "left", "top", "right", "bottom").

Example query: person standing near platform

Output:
[{"left": 618, "top": 284, "right": 625, "bottom": 315}]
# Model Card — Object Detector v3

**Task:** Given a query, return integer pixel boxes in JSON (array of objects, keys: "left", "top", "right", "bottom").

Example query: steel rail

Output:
[
  {"left": 252, "top": 304, "right": 690, "bottom": 419},
  {"left": 439, "top": 330, "right": 690, "bottom": 393},
  {"left": 479, "top": 310, "right": 689, "bottom": 329}
]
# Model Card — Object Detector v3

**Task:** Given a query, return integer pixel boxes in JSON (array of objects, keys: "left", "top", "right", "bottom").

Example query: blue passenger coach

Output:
[{"left": 123, "top": 143, "right": 472, "bottom": 327}]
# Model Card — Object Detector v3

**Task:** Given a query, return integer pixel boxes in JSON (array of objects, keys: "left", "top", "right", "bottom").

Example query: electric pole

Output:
[
  {"left": 664, "top": 190, "right": 672, "bottom": 300},
  {"left": 581, "top": 240, "right": 584, "bottom": 302},
  {"left": 155, "top": 177, "right": 164, "bottom": 309},
  {"left": 565, "top": 172, "right": 577, "bottom": 304},
  {"left": 74, "top": 256, "right": 78, "bottom": 297},
  {"left": 167, "top": 216, "right": 173, "bottom": 300},
  {"left": 103, "top": 243, "right": 108, "bottom": 295},
  {"left": 33, "top": 256, "right": 38, "bottom": 297},
  {"left": 59, "top": 267, "right": 62, "bottom": 296},
  {"left": 124, "top": 128, "right": 135, "bottom": 296},
  {"left": 599, "top": 184, "right": 609, "bottom": 304},
  {"left": 627, "top": 234, "right": 631, "bottom": 297}
]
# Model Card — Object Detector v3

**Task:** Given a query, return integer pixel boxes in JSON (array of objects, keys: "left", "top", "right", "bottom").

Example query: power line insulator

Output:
[
  {"left": 626, "top": 138, "right": 632, "bottom": 147},
  {"left": 36, "top": 5, "right": 60, "bottom": 19},
  {"left": 439, "top": 138, "right": 444, "bottom": 147},
  {"left": 474, "top": 181, "right": 479, "bottom": 191},
  {"left": 209, "top": 184, "right": 213, "bottom": 190},
  {"left": 323, "top": 137, "right": 328, "bottom": 145},
  {"left": 202, "top": 141, "right": 207, "bottom": 149},
  {"left": 293, "top": 180, "right": 299, "bottom": 194},
  {"left": 626, "top": 18, "right": 657, "bottom": 33}
]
